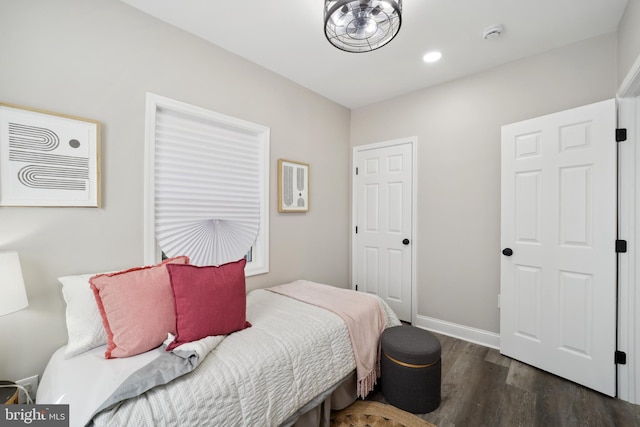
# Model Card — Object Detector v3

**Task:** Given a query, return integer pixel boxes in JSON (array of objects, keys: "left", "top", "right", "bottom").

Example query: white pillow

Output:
[{"left": 59, "top": 273, "right": 107, "bottom": 358}]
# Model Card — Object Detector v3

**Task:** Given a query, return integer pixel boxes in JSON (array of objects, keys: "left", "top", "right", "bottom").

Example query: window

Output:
[{"left": 144, "top": 93, "right": 269, "bottom": 276}]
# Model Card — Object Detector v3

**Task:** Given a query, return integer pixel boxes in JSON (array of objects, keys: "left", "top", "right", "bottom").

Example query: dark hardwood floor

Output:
[{"left": 368, "top": 332, "right": 640, "bottom": 427}]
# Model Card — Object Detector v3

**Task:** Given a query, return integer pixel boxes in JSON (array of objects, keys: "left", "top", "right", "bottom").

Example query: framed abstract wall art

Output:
[
  {"left": 278, "top": 158, "right": 309, "bottom": 212},
  {"left": 0, "top": 103, "right": 101, "bottom": 207}
]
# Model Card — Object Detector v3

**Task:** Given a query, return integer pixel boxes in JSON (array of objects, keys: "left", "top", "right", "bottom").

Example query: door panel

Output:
[
  {"left": 515, "top": 170, "right": 542, "bottom": 243},
  {"left": 514, "top": 264, "right": 541, "bottom": 341},
  {"left": 501, "top": 99, "right": 616, "bottom": 396}
]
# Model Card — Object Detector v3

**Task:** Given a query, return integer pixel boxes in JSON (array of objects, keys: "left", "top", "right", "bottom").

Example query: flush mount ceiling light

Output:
[{"left": 324, "top": 0, "right": 402, "bottom": 53}]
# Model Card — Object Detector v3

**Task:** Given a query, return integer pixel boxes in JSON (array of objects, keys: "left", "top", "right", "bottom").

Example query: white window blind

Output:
[{"left": 145, "top": 94, "right": 269, "bottom": 272}]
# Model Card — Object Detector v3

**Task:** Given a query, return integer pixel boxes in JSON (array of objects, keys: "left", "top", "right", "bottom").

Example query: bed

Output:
[{"left": 37, "top": 266, "right": 401, "bottom": 427}]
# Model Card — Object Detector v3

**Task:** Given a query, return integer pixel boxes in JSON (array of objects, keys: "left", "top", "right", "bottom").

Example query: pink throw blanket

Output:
[{"left": 268, "top": 280, "right": 387, "bottom": 398}]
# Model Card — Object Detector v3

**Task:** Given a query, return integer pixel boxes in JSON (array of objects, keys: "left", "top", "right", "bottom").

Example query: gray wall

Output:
[
  {"left": 618, "top": 0, "right": 640, "bottom": 85},
  {"left": 0, "top": 0, "right": 351, "bottom": 380},
  {"left": 350, "top": 33, "right": 618, "bottom": 333}
]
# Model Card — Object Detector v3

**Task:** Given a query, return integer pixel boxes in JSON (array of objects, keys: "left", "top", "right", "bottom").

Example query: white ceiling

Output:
[{"left": 121, "top": 0, "right": 628, "bottom": 109}]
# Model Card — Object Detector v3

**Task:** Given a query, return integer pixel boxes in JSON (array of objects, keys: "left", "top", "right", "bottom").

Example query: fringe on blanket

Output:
[
  {"left": 357, "top": 341, "right": 383, "bottom": 398},
  {"left": 358, "top": 369, "right": 379, "bottom": 399}
]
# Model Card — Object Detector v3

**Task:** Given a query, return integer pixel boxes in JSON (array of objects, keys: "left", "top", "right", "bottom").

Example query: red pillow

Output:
[
  {"left": 89, "top": 256, "right": 190, "bottom": 359},
  {"left": 166, "top": 258, "right": 251, "bottom": 351}
]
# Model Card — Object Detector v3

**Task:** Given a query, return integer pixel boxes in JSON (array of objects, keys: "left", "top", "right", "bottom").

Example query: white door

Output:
[
  {"left": 353, "top": 139, "right": 414, "bottom": 321},
  {"left": 500, "top": 99, "right": 617, "bottom": 396}
]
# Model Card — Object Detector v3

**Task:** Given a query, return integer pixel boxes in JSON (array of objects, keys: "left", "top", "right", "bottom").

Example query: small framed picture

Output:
[
  {"left": 278, "top": 159, "right": 309, "bottom": 212},
  {"left": 0, "top": 103, "right": 101, "bottom": 207}
]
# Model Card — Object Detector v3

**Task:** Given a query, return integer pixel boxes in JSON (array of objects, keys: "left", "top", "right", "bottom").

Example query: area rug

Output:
[{"left": 330, "top": 400, "right": 437, "bottom": 427}]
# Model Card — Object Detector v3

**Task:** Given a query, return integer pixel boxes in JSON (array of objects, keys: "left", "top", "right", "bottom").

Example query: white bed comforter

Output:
[{"left": 39, "top": 288, "right": 400, "bottom": 427}]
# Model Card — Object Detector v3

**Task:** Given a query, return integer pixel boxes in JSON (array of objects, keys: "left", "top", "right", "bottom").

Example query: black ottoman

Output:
[{"left": 380, "top": 325, "right": 441, "bottom": 414}]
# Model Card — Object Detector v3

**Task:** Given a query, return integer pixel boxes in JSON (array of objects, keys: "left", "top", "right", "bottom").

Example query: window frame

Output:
[{"left": 143, "top": 93, "right": 269, "bottom": 276}]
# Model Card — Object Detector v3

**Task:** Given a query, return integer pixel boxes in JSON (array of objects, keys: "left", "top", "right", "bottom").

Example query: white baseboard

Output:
[{"left": 413, "top": 314, "right": 500, "bottom": 350}]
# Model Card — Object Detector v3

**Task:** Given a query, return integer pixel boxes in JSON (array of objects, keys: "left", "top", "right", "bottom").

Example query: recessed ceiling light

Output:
[{"left": 423, "top": 51, "right": 442, "bottom": 63}]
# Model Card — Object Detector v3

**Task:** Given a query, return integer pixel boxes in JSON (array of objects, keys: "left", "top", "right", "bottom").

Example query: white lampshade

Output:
[{"left": 0, "top": 251, "right": 29, "bottom": 316}]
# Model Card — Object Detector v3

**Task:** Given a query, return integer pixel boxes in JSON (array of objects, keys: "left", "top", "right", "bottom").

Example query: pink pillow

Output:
[
  {"left": 166, "top": 258, "right": 250, "bottom": 351},
  {"left": 90, "top": 256, "right": 190, "bottom": 358}
]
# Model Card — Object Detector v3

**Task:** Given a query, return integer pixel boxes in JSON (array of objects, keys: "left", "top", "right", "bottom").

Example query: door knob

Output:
[
  {"left": 502, "top": 248, "right": 513, "bottom": 256},
  {"left": 402, "top": 239, "right": 410, "bottom": 245}
]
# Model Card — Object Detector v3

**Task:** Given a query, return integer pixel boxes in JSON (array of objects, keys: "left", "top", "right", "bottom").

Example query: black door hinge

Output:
[
  {"left": 355, "top": 284, "right": 358, "bottom": 291},
  {"left": 615, "top": 350, "right": 627, "bottom": 365},
  {"left": 355, "top": 167, "right": 359, "bottom": 175},
  {"left": 355, "top": 226, "right": 358, "bottom": 234},
  {"left": 616, "top": 239, "right": 628, "bottom": 253},
  {"left": 616, "top": 128, "right": 628, "bottom": 142}
]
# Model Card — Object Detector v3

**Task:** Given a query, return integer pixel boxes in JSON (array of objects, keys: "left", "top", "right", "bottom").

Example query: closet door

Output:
[{"left": 353, "top": 139, "right": 414, "bottom": 322}]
